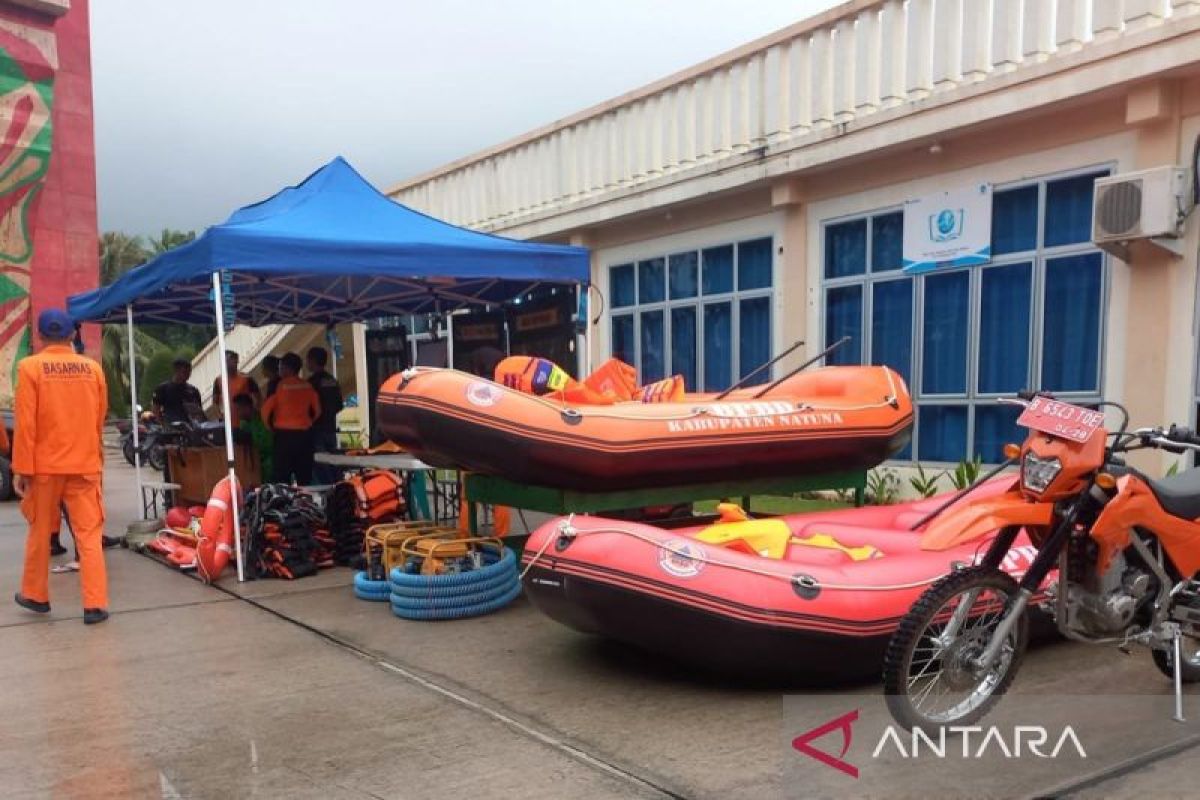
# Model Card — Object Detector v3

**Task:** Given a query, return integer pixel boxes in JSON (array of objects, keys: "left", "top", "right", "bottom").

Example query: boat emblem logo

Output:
[
  {"left": 466, "top": 381, "right": 501, "bottom": 408},
  {"left": 658, "top": 539, "right": 705, "bottom": 578}
]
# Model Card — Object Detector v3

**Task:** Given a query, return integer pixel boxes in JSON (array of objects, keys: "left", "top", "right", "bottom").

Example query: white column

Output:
[
  {"left": 647, "top": 96, "right": 664, "bottom": 176},
  {"left": 210, "top": 272, "right": 244, "bottom": 584},
  {"left": 716, "top": 67, "right": 733, "bottom": 154},
  {"left": 126, "top": 305, "right": 142, "bottom": 511},
  {"left": 1174, "top": 0, "right": 1200, "bottom": 15},
  {"left": 788, "top": 36, "right": 812, "bottom": 133},
  {"left": 961, "top": 0, "right": 991, "bottom": 80},
  {"left": 764, "top": 44, "right": 787, "bottom": 145},
  {"left": 681, "top": 81, "right": 698, "bottom": 165},
  {"left": 992, "top": 0, "right": 1023, "bottom": 71},
  {"left": 879, "top": 0, "right": 907, "bottom": 106},
  {"left": 1124, "top": 0, "right": 1167, "bottom": 29},
  {"left": 854, "top": 8, "right": 881, "bottom": 114},
  {"left": 1056, "top": 0, "right": 1088, "bottom": 52},
  {"left": 1022, "top": 0, "right": 1054, "bottom": 62},
  {"left": 905, "top": 0, "right": 934, "bottom": 99},
  {"left": 810, "top": 27, "right": 834, "bottom": 126},
  {"left": 932, "top": 0, "right": 963, "bottom": 89},
  {"left": 747, "top": 55, "right": 765, "bottom": 148},
  {"left": 832, "top": 19, "right": 856, "bottom": 122},
  {"left": 1092, "top": 0, "right": 1124, "bottom": 40},
  {"left": 730, "top": 60, "right": 750, "bottom": 153},
  {"left": 698, "top": 73, "right": 715, "bottom": 162}
]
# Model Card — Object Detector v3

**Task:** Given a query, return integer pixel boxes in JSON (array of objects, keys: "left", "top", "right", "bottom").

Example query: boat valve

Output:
[
  {"left": 792, "top": 574, "right": 821, "bottom": 601},
  {"left": 560, "top": 408, "right": 583, "bottom": 426}
]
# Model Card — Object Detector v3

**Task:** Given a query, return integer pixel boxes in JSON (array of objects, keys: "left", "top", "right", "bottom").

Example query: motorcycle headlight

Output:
[{"left": 1022, "top": 452, "right": 1062, "bottom": 493}]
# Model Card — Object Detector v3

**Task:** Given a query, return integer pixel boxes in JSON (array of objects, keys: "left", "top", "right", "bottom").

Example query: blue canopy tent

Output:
[{"left": 68, "top": 156, "right": 590, "bottom": 581}]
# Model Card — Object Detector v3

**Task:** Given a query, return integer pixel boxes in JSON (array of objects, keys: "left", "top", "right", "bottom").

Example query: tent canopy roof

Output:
[{"left": 68, "top": 157, "right": 590, "bottom": 326}]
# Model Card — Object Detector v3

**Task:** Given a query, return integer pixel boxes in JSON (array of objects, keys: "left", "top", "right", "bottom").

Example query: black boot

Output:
[
  {"left": 83, "top": 608, "right": 109, "bottom": 625},
  {"left": 14, "top": 593, "right": 50, "bottom": 613},
  {"left": 50, "top": 534, "right": 67, "bottom": 557}
]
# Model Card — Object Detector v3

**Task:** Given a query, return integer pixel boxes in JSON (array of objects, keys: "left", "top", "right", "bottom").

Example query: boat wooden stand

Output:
[{"left": 461, "top": 469, "right": 867, "bottom": 535}]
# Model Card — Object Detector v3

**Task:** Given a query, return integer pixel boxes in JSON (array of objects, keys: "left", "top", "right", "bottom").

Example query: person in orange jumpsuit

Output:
[
  {"left": 212, "top": 350, "right": 261, "bottom": 408},
  {"left": 260, "top": 352, "right": 320, "bottom": 484},
  {"left": 13, "top": 309, "right": 110, "bottom": 624}
]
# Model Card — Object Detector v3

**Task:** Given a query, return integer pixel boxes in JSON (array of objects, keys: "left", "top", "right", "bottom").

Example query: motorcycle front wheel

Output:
[
  {"left": 147, "top": 444, "right": 168, "bottom": 472},
  {"left": 122, "top": 437, "right": 137, "bottom": 467},
  {"left": 883, "top": 566, "right": 1028, "bottom": 732}
]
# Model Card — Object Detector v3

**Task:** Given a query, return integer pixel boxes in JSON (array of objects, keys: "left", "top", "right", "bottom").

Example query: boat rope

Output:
[
  {"left": 522, "top": 517, "right": 951, "bottom": 593},
  {"left": 401, "top": 366, "right": 903, "bottom": 422}
]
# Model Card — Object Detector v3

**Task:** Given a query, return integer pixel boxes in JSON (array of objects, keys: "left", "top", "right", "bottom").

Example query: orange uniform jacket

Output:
[
  {"left": 261, "top": 375, "right": 320, "bottom": 431},
  {"left": 214, "top": 372, "right": 259, "bottom": 404},
  {"left": 13, "top": 344, "right": 107, "bottom": 475}
]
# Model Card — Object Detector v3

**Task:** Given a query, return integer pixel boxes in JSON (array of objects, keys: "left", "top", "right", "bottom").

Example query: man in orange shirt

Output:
[
  {"left": 260, "top": 352, "right": 319, "bottom": 484},
  {"left": 212, "top": 350, "right": 261, "bottom": 409},
  {"left": 13, "top": 310, "right": 109, "bottom": 624}
]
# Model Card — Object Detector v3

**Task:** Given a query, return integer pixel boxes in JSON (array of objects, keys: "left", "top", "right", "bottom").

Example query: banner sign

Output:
[{"left": 902, "top": 183, "right": 992, "bottom": 274}]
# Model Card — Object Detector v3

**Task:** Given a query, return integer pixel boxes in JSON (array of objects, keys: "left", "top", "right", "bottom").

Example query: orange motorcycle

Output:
[{"left": 883, "top": 391, "right": 1200, "bottom": 730}]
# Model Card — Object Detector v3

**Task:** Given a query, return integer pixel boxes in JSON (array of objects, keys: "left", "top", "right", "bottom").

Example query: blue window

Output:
[
  {"left": 1045, "top": 172, "right": 1105, "bottom": 248},
  {"left": 871, "top": 279, "right": 912, "bottom": 381},
  {"left": 825, "top": 285, "right": 862, "bottom": 366},
  {"left": 638, "top": 258, "right": 665, "bottom": 304},
  {"left": 919, "top": 405, "right": 968, "bottom": 463},
  {"left": 669, "top": 252, "right": 698, "bottom": 299},
  {"left": 671, "top": 306, "right": 697, "bottom": 389},
  {"left": 992, "top": 185, "right": 1038, "bottom": 255},
  {"left": 738, "top": 238, "right": 772, "bottom": 290},
  {"left": 871, "top": 212, "right": 903, "bottom": 272},
  {"left": 739, "top": 297, "right": 771, "bottom": 384},
  {"left": 704, "top": 302, "right": 732, "bottom": 390},
  {"left": 611, "top": 264, "right": 635, "bottom": 308},
  {"left": 702, "top": 245, "right": 734, "bottom": 294},
  {"left": 640, "top": 310, "right": 665, "bottom": 383},
  {"left": 922, "top": 271, "right": 969, "bottom": 394},
  {"left": 1042, "top": 252, "right": 1102, "bottom": 392},
  {"left": 611, "top": 315, "right": 635, "bottom": 366},
  {"left": 978, "top": 262, "right": 1032, "bottom": 394},
  {"left": 823, "top": 168, "right": 1107, "bottom": 463},
  {"left": 610, "top": 236, "right": 772, "bottom": 394},
  {"left": 974, "top": 404, "right": 1023, "bottom": 464},
  {"left": 825, "top": 219, "right": 867, "bottom": 279}
]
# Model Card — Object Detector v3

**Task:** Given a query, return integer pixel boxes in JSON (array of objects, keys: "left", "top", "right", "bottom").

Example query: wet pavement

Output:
[{"left": 2, "top": 461, "right": 1198, "bottom": 798}]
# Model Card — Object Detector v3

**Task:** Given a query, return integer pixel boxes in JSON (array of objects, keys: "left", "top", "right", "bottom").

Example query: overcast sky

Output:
[{"left": 91, "top": 0, "right": 838, "bottom": 236}]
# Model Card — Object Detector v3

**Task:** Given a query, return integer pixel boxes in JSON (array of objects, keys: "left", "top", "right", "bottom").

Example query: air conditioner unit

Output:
[{"left": 1092, "top": 166, "right": 1192, "bottom": 261}]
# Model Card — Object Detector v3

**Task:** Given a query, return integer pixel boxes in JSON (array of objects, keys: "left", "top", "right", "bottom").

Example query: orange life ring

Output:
[{"left": 196, "top": 477, "right": 238, "bottom": 582}]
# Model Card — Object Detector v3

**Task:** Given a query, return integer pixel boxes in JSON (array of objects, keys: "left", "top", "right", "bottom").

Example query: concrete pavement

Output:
[{"left": 3, "top": 461, "right": 1200, "bottom": 798}]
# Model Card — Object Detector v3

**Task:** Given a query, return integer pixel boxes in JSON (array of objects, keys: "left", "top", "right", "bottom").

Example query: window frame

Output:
[
  {"left": 819, "top": 163, "right": 1113, "bottom": 465},
  {"left": 608, "top": 237, "right": 774, "bottom": 389}
]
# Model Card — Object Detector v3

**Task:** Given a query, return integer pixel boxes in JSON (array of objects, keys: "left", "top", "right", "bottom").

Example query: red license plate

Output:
[{"left": 1017, "top": 397, "right": 1105, "bottom": 443}]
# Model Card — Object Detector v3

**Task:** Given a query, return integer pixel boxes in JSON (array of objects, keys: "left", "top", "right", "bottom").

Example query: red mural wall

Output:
[{"left": 0, "top": 0, "right": 98, "bottom": 401}]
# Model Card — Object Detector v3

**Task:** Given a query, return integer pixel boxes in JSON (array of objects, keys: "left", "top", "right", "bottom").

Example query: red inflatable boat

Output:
[{"left": 521, "top": 478, "right": 1045, "bottom": 680}]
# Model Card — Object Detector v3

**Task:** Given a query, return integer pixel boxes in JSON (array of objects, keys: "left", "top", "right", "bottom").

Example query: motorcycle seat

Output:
[{"left": 1145, "top": 467, "right": 1200, "bottom": 521}]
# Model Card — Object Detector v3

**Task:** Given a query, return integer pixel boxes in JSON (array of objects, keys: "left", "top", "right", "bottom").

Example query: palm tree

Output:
[{"left": 99, "top": 232, "right": 148, "bottom": 418}]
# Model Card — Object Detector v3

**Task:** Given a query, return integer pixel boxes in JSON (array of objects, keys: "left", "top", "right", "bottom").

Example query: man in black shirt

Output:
[
  {"left": 262, "top": 354, "right": 281, "bottom": 399},
  {"left": 306, "top": 347, "right": 343, "bottom": 481},
  {"left": 152, "top": 359, "right": 203, "bottom": 425}
]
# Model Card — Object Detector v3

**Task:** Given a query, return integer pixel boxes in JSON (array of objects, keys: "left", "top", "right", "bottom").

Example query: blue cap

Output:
[{"left": 37, "top": 309, "right": 74, "bottom": 339}]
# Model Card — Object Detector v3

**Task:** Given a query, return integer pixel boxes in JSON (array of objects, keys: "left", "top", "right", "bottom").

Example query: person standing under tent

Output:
[
  {"left": 212, "top": 350, "right": 260, "bottom": 410},
  {"left": 260, "top": 352, "right": 319, "bottom": 484},
  {"left": 306, "top": 346, "right": 343, "bottom": 481},
  {"left": 261, "top": 354, "right": 281, "bottom": 399},
  {"left": 152, "top": 358, "right": 203, "bottom": 424},
  {"left": 13, "top": 309, "right": 110, "bottom": 625}
]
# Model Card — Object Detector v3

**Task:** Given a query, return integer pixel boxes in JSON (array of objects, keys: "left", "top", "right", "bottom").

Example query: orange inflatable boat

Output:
[{"left": 377, "top": 364, "right": 913, "bottom": 491}]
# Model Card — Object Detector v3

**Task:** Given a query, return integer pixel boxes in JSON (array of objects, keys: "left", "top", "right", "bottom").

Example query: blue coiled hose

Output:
[
  {"left": 387, "top": 547, "right": 521, "bottom": 620},
  {"left": 391, "top": 580, "right": 522, "bottom": 621},
  {"left": 353, "top": 571, "right": 391, "bottom": 602}
]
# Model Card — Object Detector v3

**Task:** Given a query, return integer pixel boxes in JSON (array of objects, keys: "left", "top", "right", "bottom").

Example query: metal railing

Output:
[{"left": 388, "top": 0, "right": 1198, "bottom": 231}]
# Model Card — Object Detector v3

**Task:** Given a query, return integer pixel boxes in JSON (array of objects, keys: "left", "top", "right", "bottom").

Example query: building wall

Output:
[{"left": 0, "top": 0, "right": 96, "bottom": 403}]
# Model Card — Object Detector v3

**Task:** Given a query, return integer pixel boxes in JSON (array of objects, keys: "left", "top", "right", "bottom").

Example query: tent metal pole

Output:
[
  {"left": 584, "top": 284, "right": 593, "bottom": 376},
  {"left": 212, "top": 272, "right": 245, "bottom": 583},
  {"left": 126, "top": 305, "right": 143, "bottom": 510},
  {"left": 351, "top": 322, "right": 370, "bottom": 446}
]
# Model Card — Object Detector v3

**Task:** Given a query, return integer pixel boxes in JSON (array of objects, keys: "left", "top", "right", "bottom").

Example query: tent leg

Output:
[
  {"left": 212, "top": 272, "right": 245, "bottom": 583},
  {"left": 126, "top": 305, "right": 143, "bottom": 514},
  {"left": 583, "top": 284, "right": 593, "bottom": 377},
  {"left": 352, "top": 322, "right": 370, "bottom": 447}
]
